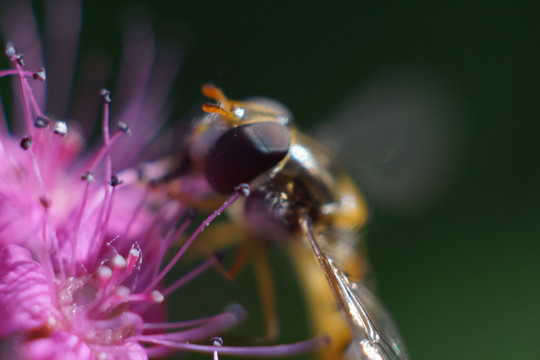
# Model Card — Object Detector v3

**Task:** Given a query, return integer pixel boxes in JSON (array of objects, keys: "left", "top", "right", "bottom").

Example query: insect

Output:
[{"left": 172, "top": 84, "right": 409, "bottom": 360}]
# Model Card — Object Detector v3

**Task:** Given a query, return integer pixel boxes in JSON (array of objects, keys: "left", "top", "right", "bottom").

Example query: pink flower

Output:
[
  {"left": 0, "top": 2, "right": 326, "bottom": 359},
  {"left": 0, "top": 39, "right": 231, "bottom": 360}
]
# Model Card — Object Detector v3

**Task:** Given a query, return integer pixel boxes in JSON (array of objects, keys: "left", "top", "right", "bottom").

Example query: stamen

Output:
[
  {"left": 211, "top": 337, "right": 223, "bottom": 346},
  {"left": 84, "top": 130, "right": 125, "bottom": 171},
  {"left": 113, "top": 244, "right": 143, "bottom": 293},
  {"left": 0, "top": 69, "right": 35, "bottom": 78},
  {"left": 137, "top": 309, "right": 244, "bottom": 343},
  {"left": 71, "top": 179, "right": 92, "bottom": 275},
  {"left": 86, "top": 184, "right": 114, "bottom": 266},
  {"left": 85, "top": 88, "right": 120, "bottom": 266},
  {"left": 6, "top": 47, "right": 47, "bottom": 134},
  {"left": 16, "top": 62, "right": 35, "bottom": 133},
  {"left": 100, "top": 89, "right": 112, "bottom": 104},
  {"left": 95, "top": 287, "right": 163, "bottom": 317},
  {"left": 121, "top": 290, "right": 164, "bottom": 305},
  {"left": 101, "top": 89, "right": 113, "bottom": 181},
  {"left": 25, "top": 143, "right": 67, "bottom": 282},
  {"left": 148, "top": 209, "right": 195, "bottom": 280},
  {"left": 139, "top": 335, "right": 330, "bottom": 357},
  {"left": 235, "top": 183, "right": 250, "bottom": 197},
  {"left": 211, "top": 337, "right": 223, "bottom": 360},
  {"left": 147, "top": 191, "right": 242, "bottom": 291},
  {"left": 162, "top": 253, "right": 222, "bottom": 296},
  {"left": 87, "top": 269, "right": 124, "bottom": 315},
  {"left": 141, "top": 313, "right": 230, "bottom": 331}
]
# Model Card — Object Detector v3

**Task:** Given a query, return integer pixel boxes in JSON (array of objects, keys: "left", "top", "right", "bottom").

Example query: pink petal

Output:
[
  {"left": 0, "top": 245, "right": 52, "bottom": 336},
  {"left": 21, "top": 331, "right": 93, "bottom": 360},
  {"left": 22, "top": 329, "right": 148, "bottom": 360}
]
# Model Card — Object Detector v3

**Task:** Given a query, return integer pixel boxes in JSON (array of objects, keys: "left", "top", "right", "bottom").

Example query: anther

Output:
[
  {"left": 117, "top": 122, "right": 131, "bottom": 135},
  {"left": 150, "top": 290, "right": 164, "bottom": 303},
  {"left": 54, "top": 121, "right": 68, "bottom": 136},
  {"left": 210, "top": 337, "right": 223, "bottom": 346},
  {"left": 115, "top": 286, "right": 131, "bottom": 298},
  {"left": 109, "top": 175, "right": 123, "bottom": 187},
  {"left": 33, "top": 68, "right": 46, "bottom": 82},
  {"left": 20, "top": 136, "right": 33, "bottom": 150},
  {"left": 234, "top": 183, "right": 250, "bottom": 197},
  {"left": 34, "top": 116, "right": 50, "bottom": 128},
  {"left": 40, "top": 196, "right": 51, "bottom": 208},
  {"left": 100, "top": 89, "right": 112, "bottom": 104},
  {"left": 81, "top": 171, "right": 95, "bottom": 183},
  {"left": 111, "top": 254, "right": 127, "bottom": 269},
  {"left": 5, "top": 43, "right": 15, "bottom": 57},
  {"left": 97, "top": 266, "right": 113, "bottom": 281},
  {"left": 15, "top": 53, "right": 25, "bottom": 66}
]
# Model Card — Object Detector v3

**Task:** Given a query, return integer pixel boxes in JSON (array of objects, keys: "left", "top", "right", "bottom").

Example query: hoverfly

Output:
[{"left": 171, "top": 84, "right": 409, "bottom": 360}]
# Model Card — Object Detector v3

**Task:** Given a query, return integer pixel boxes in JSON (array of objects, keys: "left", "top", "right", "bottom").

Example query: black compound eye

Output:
[{"left": 205, "top": 122, "right": 291, "bottom": 194}]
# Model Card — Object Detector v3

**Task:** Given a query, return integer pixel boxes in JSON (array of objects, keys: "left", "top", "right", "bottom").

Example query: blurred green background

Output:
[{"left": 6, "top": 0, "right": 540, "bottom": 359}]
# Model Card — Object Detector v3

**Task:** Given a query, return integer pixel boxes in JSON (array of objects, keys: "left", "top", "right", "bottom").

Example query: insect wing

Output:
[
  {"left": 301, "top": 217, "right": 408, "bottom": 360},
  {"left": 314, "top": 69, "right": 458, "bottom": 214},
  {"left": 322, "top": 253, "right": 408, "bottom": 360},
  {"left": 350, "top": 283, "right": 409, "bottom": 360}
]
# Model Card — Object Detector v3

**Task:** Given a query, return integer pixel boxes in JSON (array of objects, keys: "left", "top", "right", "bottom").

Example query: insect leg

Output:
[{"left": 252, "top": 244, "right": 279, "bottom": 341}]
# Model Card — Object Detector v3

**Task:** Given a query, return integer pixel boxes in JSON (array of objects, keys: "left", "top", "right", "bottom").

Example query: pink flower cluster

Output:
[
  {"left": 0, "top": 2, "right": 326, "bottom": 359},
  {"left": 0, "top": 40, "right": 239, "bottom": 359}
]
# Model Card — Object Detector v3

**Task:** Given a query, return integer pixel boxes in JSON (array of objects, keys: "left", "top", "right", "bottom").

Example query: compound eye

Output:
[{"left": 205, "top": 122, "right": 291, "bottom": 194}]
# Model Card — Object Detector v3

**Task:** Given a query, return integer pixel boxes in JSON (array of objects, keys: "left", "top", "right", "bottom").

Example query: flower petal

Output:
[
  {"left": 0, "top": 245, "right": 52, "bottom": 336},
  {"left": 21, "top": 331, "right": 93, "bottom": 360}
]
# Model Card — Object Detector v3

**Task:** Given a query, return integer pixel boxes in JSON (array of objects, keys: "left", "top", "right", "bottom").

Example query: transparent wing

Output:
[
  {"left": 338, "top": 266, "right": 409, "bottom": 360},
  {"left": 346, "top": 283, "right": 409, "bottom": 360},
  {"left": 313, "top": 68, "right": 460, "bottom": 214},
  {"left": 300, "top": 217, "right": 409, "bottom": 360}
]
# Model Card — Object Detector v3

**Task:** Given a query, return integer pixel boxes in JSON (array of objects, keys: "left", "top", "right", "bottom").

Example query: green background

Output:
[{"left": 6, "top": 0, "right": 540, "bottom": 359}]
